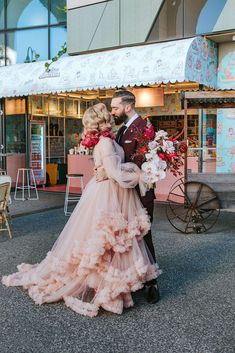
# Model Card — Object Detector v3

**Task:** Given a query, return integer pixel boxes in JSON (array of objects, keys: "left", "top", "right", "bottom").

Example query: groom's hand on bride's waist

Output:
[{"left": 94, "top": 166, "right": 108, "bottom": 182}]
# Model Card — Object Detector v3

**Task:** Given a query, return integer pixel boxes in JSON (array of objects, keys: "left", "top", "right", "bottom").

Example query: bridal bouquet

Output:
[{"left": 131, "top": 121, "right": 187, "bottom": 189}]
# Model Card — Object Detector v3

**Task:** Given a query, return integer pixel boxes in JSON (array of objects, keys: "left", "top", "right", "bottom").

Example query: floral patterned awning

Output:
[{"left": 0, "top": 36, "right": 217, "bottom": 98}]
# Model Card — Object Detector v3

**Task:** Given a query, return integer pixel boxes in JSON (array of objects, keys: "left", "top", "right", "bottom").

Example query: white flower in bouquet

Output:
[
  {"left": 162, "top": 139, "right": 175, "bottom": 153},
  {"left": 145, "top": 150, "right": 156, "bottom": 161},
  {"left": 155, "top": 130, "right": 168, "bottom": 140},
  {"left": 130, "top": 122, "right": 187, "bottom": 190},
  {"left": 148, "top": 140, "right": 158, "bottom": 150},
  {"left": 141, "top": 154, "right": 167, "bottom": 185}
]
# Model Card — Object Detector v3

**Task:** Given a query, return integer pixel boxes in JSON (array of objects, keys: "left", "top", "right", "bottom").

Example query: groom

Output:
[{"left": 110, "top": 90, "right": 160, "bottom": 304}]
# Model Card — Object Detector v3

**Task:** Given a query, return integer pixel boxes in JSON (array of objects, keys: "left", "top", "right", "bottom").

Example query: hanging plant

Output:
[
  {"left": 44, "top": 42, "right": 67, "bottom": 72},
  {"left": 33, "top": 53, "right": 40, "bottom": 62}
]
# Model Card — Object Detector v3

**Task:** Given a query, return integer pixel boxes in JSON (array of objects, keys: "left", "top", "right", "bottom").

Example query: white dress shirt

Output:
[{"left": 124, "top": 113, "right": 139, "bottom": 133}]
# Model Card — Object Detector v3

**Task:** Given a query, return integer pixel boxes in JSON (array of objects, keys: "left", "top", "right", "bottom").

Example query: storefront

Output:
[
  {"left": 0, "top": 36, "right": 218, "bottom": 197},
  {"left": 1, "top": 95, "right": 93, "bottom": 186}
]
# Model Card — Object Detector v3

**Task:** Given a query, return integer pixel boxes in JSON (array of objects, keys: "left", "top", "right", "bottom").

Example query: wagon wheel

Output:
[{"left": 166, "top": 178, "right": 220, "bottom": 234}]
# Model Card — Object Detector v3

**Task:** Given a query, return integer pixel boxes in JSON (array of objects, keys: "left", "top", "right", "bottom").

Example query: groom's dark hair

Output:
[{"left": 112, "top": 90, "right": 136, "bottom": 107}]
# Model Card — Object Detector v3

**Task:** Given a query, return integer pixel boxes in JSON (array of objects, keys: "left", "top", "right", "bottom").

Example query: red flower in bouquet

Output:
[
  {"left": 178, "top": 141, "right": 188, "bottom": 154},
  {"left": 138, "top": 146, "right": 148, "bottom": 155},
  {"left": 130, "top": 122, "right": 188, "bottom": 186},
  {"left": 131, "top": 120, "right": 155, "bottom": 163},
  {"left": 144, "top": 123, "right": 155, "bottom": 140},
  {"left": 158, "top": 152, "right": 167, "bottom": 161}
]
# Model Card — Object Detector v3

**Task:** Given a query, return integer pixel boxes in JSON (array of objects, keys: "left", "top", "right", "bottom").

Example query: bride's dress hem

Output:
[{"left": 2, "top": 208, "right": 161, "bottom": 317}]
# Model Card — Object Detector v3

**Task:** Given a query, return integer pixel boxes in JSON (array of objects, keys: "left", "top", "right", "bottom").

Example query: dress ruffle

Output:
[{"left": 2, "top": 174, "right": 161, "bottom": 317}]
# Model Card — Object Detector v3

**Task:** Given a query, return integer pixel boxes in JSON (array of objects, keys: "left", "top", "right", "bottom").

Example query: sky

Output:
[
  {"left": 12, "top": 0, "right": 66, "bottom": 63},
  {"left": 196, "top": 0, "right": 227, "bottom": 34}
]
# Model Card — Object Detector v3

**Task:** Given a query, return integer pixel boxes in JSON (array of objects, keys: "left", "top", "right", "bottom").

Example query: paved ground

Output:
[
  {"left": 0, "top": 203, "right": 234, "bottom": 353},
  {"left": 9, "top": 190, "right": 65, "bottom": 217}
]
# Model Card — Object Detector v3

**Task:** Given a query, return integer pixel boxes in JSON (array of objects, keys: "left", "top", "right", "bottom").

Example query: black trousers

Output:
[{"left": 136, "top": 187, "right": 157, "bottom": 286}]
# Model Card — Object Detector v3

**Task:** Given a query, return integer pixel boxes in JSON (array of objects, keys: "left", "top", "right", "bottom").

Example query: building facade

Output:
[
  {"left": 66, "top": 0, "right": 235, "bottom": 175},
  {"left": 0, "top": 0, "right": 67, "bottom": 65},
  {"left": 1, "top": 0, "right": 235, "bottom": 194}
]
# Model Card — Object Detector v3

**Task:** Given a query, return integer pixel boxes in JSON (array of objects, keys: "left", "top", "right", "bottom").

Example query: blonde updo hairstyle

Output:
[{"left": 82, "top": 103, "right": 113, "bottom": 133}]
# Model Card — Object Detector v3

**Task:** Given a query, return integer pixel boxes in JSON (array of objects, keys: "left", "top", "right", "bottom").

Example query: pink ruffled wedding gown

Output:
[{"left": 2, "top": 137, "right": 161, "bottom": 317}]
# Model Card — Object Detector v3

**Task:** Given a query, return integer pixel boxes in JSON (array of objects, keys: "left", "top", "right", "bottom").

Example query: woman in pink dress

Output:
[{"left": 2, "top": 103, "right": 161, "bottom": 317}]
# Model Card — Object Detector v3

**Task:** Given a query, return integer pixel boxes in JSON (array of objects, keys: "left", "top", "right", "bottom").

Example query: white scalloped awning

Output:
[{"left": 0, "top": 36, "right": 217, "bottom": 98}]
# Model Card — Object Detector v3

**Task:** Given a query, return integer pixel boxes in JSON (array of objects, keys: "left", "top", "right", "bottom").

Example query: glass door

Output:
[{"left": 29, "top": 121, "right": 46, "bottom": 185}]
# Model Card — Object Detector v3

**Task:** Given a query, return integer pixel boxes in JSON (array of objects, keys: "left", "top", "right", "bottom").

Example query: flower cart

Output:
[{"left": 166, "top": 90, "right": 235, "bottom": 234}]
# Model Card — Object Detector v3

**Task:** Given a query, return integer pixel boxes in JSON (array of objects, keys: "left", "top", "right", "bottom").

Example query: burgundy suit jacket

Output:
[{"left": 119, "top": 116, "right": 155, "bottom": 219}]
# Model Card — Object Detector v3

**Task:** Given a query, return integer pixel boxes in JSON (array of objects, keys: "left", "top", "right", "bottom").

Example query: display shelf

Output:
[
  {"left": 29, "top": 95, "right": 85, "bottom": 163},
  {"left": 65, "top": 99, "right": 79, "bottom": 118},
  {"left": 31, "top": 113, "right": 47, "bottom": 117},
  {"left": 30, "top": 96, "right": 48, "bottom": 116},
  {"left": 46, "top": 136, "right": 65, "bottom": 138},
  {"left": 150, "top": 114, "right": 198, "bottom": 146},
  {"left": 46, "top": 156, "right": 64, "bottom": 158}
]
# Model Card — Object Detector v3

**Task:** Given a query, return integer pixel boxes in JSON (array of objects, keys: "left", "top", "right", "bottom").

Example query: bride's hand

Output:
[{"left": 94, "top": 166, "right": 108, "bottom": 182}]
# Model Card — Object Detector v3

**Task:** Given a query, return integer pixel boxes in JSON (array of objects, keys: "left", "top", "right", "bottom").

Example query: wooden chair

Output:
[{"left": 0, "top": 178, "right": 12, "bottom": 239}]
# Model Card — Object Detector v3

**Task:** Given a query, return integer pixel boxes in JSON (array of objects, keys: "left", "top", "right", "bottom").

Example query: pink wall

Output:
[
  {"left": 67, "top": 155, "right": 94, "bottom": 187},
  {"left": 155, "top": 157, "right": 198, "bottom": 201},
  {"left": 7, "top": 154, "right": 26, "bottom": 186}
]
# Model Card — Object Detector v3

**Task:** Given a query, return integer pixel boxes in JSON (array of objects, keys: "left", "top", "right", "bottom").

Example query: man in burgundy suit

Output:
[{"left": 111, "top": 90, "right": 160, "bottom": 304}]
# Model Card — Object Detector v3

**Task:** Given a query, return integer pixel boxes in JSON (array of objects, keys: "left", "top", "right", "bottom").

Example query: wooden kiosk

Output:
[{"left": 166, "top": 90, "right": 235, "bottom": 234}]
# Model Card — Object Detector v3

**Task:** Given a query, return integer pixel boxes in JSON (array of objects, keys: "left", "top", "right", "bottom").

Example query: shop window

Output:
[
  {"left": 7, "top": 28, "right": 48, "bottom": 64},
  {"left": 6, "top": 0, "right": 49, "bottom": 29},
  {"left": 50, "top": 0, "right": 67, "bottom": 25},
  {"left": 65, "top": 118, "right": 83, "bottom": 155},
  {"left": 184, "top": 0, "right": 227, "bottom": 36},
  {"left": 147, "top": 0, "right": 183, "bottom": 42},
  {"left": 5, "top": 98, "right": 26, "bottom": 154},
  {"left": 5, "top": 115, "right": 26, "bottom": 154},
  {"left": 0, "top": 0, "right": 4, "bottom": 29},
  {"left": 147, "top": 0, "right": 228, "bottom": 41},
  {"left": 50, "top": 25, "right": 67, "bottom": 58}
]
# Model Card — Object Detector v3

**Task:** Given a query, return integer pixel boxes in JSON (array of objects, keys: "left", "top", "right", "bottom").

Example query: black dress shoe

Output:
[{"left": 145, "top": 284, "right": 160, "bottom": 304}]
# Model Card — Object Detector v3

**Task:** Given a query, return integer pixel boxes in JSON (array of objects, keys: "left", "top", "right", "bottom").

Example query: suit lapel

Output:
[{"left": 121, "top": 116, "right": 143, "bottom": 142}]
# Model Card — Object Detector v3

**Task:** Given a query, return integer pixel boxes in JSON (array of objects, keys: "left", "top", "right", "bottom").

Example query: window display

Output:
[
  {"left": 29, "top": 95, "right": 84, "bottom": 163},
  {"left": 5, "top": 115, "right": 26, "bottom": 154}
]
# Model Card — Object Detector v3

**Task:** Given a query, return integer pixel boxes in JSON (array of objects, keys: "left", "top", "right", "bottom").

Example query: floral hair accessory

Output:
[{"left": 81, "top": 127, "right": 115, "bottom": 148}]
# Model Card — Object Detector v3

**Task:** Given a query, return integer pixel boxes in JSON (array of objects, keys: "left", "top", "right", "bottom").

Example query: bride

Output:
[{"left": 2, "top": 103, "right": 161, "bottom": 317}]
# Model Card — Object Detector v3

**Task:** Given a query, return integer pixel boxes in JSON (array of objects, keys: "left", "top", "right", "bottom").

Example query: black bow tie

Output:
[{"left": 116, "top": 125, "right": 127, "bottom": 145}]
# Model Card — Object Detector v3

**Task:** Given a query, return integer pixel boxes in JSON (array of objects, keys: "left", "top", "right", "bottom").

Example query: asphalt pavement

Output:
[{"left": 0, "top": 201, "right": 234, "bottom": 353}]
